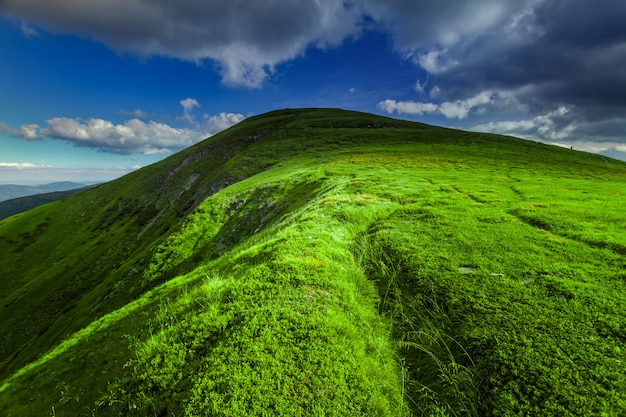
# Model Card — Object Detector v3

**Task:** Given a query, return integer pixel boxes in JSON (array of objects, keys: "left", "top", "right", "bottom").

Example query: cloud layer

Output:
[
  {"left": 412, "top": 0, "right": 626, "bottom": 113},
  {"left": 1, "top": 0, "right": 363, "bottom": 87},
  {"left": 372, "top": 0, "right": 626, "bottom": 148},
  {"left": 0, "top": 162, "right": 51, "bottom": 169},
  {"left": 2, "top": 0, "right": 625, "bottom": 149},
  {"left": 1, "top": 0, "right": 525, "bottom": 88},
  {"left": 0, "top": 162, "right": 138, "bottom": 184}
]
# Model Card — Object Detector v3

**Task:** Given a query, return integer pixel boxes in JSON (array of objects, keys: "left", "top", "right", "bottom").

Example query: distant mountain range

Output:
[
  {"left": 0, "top": 187, "right": 92, "bottom": 220},
  {"left": 0, "top": 182, "right": 92, "bottom": 220},
  {"left": 0, "top": 181, "right": 88, "bottom": 202}
]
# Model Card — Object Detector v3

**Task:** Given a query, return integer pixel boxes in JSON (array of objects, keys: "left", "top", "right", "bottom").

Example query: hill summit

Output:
[{"left": 1, "top": 108, "right": 625, "bottom": 416}]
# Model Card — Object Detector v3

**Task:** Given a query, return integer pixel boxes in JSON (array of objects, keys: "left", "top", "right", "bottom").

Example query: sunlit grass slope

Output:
[{"left": 1, "top": 108, "right": 625, "bottom": 416}]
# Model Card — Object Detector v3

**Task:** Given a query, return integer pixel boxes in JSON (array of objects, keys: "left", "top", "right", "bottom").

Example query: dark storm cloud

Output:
[
  {"left": 0, "top": 0, "right": 527, "bottom": 88},
  {"left": 361, "top": 0, "right": 521, "bottom": 49},
  {"left": 433, "top": 0, "right": 626, "bottom": 114},
  {"left": 374, "top": 0, "right": 626, "bottom": 146},
  {"left": 1, "top": 0, "right": 363, "bottom": 87}
]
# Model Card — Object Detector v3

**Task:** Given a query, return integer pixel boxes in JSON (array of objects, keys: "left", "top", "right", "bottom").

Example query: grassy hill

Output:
[{"left": 0, "top": 108, "right": 625, "bottom": 416}]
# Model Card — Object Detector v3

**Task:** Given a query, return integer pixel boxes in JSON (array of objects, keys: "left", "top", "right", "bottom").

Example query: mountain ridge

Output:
[
  {"left": 1, "top": 108, "right": 625, "bottom": 416},
  {"left": 0, "top": 181, "right": 87, "bottom": 202},
  {"left": 0, "top": 186, "right": 93, "bottom": 220}
]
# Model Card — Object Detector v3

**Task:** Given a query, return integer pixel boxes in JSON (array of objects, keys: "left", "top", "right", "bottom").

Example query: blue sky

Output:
[{"left": 1, "top": 0, "right": 625, "bottom": 184}]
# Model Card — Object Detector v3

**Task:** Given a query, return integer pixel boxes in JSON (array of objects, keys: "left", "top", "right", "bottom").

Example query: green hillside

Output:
[{"left": 1, "top": 108, "right": 625, "bottom": 416}]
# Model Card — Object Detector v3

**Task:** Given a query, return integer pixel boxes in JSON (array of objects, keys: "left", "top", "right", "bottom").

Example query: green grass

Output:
[{"left": 1, "top": 108, "right": 625, "bottom": 416}]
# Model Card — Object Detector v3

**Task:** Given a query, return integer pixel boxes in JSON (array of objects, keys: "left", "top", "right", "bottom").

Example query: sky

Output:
[{"left": 1, "top": 0, "right": 626, "bottom": 184}]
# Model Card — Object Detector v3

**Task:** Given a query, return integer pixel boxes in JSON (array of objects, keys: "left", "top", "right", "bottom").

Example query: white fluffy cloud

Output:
[
  {"left": 180, "top": 98, "right": 199, "bottom": 112},
  {"left": 439, "top": 92, "right": 495, "bottom": 119},
  {"left": 0, "top": 162, "right": 52, "bottom": 169},
  {"left": 42, "top": 117, "right": 199, "bottom": 154},
  {"left": 1, "top": 100, "right": 246, "bottom": 155},
  {"left": 468, "top": 106, "right": 626, "bottom": 154},
  {"left": 205, "top": 112, "right": 246, "bottom": 133},
  {"left": 378, "top": 100, "right": 438, "bottom": 116},
  {"left": 180, "top": 98, "right": 200, "bottom": 124},
  {"left": 0, "top": 121, "right": 43, "bottom": 140},
  {"left": 379, "top": 90, "right": 509, "bottom": 120},
  {"left": 470, "top": 106, "right": 577, "bottom": 142}
]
